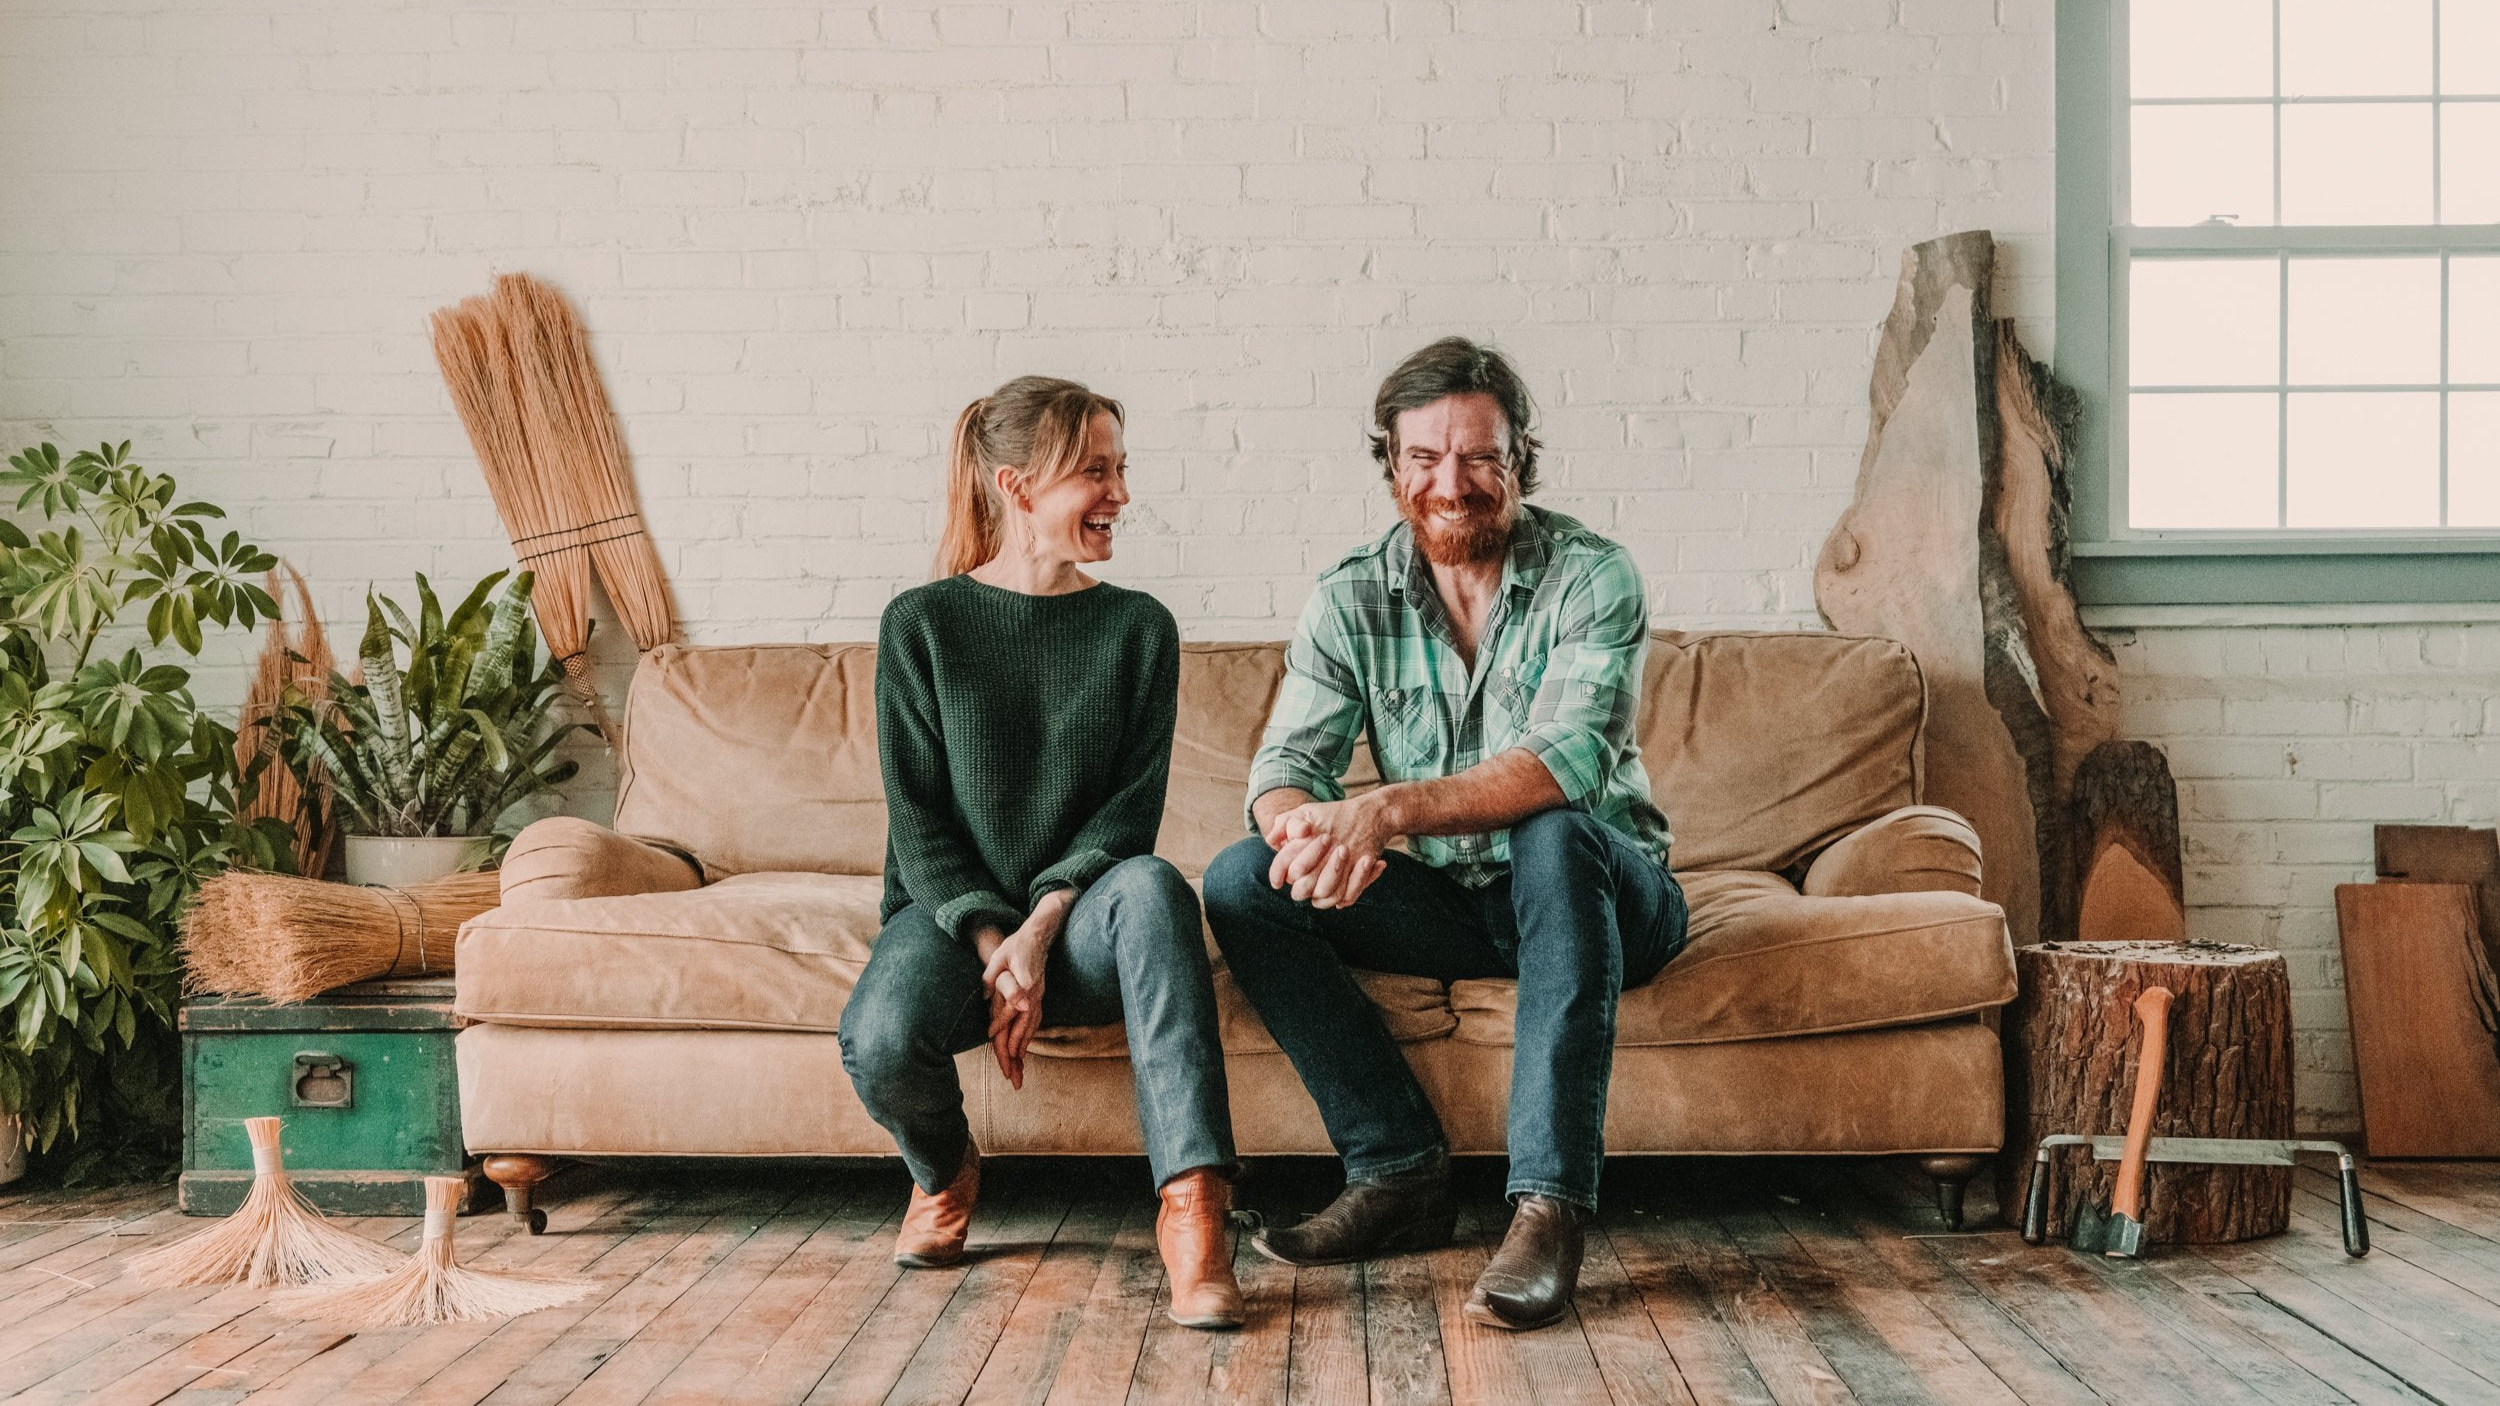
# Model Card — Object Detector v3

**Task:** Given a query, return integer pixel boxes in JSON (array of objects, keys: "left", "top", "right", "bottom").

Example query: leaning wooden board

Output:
[
  {"left": 2333, "top": 883, "right": 2500, "bottom": 1159},
  {"left": 179, "top": 976, "right": 494, "bottom": 1215}
]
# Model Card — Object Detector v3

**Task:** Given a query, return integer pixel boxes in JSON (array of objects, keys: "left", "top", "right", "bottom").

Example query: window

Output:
[{"left": 2059, "top": 0, "right": 2500, "bottom": 604}]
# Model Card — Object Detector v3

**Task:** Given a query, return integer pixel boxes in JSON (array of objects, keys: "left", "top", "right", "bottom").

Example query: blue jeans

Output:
[
  {"left": 839, "top": 855, "right": 1235, "bottom": 1193},
  {"left": 1204, "top": 808, "right": 1688, "bottom": 1211}
]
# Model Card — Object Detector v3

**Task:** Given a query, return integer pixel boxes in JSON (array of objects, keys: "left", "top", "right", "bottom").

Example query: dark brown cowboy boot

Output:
[
  {"left": 1464, "top": 1194, "right": 1585, "bottom": 1330},
  {"left": 1251, "top": 1155, "right": 1454, "bottom": 1266}
]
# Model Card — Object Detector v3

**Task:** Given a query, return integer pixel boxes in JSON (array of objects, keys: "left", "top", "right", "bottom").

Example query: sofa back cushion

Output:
[
  {"left": 1638, "top": 630, "right": 1926, "bottom": 874},
  {"left": 1160, "top": 643, "right": 1285, "bottom": 877},
  {"left": 609, "top": 630, "right": 1924, "bottom": 882},
  {"left": 614, "top": 643, "right": 887, "bottom": 877}
]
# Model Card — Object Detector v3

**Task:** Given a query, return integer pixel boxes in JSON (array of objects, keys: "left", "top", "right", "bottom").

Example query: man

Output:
[{"left": 1204, "top": 336, "right": 1689, "bottom": 1331}]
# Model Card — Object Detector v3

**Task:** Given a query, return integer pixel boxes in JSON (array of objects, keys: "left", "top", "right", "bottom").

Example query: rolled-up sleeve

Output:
[
  {"left": 1516, "top": 548, "right": 1647, "bottom": 809},
  {"left": 1245, "top": 584, "right": 1365, "bottom": 824}
]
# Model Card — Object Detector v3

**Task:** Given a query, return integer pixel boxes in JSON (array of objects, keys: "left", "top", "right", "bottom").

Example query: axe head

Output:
[{"left": 2070, "top": 1199, "right": 2147, "bottom": 1258}]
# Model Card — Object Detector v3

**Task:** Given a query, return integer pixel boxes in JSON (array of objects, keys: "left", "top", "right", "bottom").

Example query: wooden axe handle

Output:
[{"left": 2109, "top": 986, "right": 2175, "bottom": 1222}]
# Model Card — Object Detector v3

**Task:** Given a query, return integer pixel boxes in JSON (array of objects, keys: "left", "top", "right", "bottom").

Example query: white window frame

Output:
[{"left": 2059, "top": 0, "right": 2500, "bottom": 604}]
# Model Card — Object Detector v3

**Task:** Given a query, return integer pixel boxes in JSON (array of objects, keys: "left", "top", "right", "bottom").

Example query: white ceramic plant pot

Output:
[
  {"left": 343, "top": 835, "right": 475, "bottom": 888},
  {"left": 0, "top": 1114, "right": 24, "bottom": 1186}
]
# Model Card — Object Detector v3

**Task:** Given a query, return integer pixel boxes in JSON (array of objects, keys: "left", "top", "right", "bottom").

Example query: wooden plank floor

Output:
[{"left": 2, "top": 1154, "right": 2496, "bottom": 1404}]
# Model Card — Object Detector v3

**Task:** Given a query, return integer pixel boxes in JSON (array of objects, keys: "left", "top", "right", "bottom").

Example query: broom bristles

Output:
[
  {"left": 497, "top": 274, "right": 677, "bottom": 651},
  {"left": 130, "top": 1117, "right": 405, "bottom": 1288},
  {"left": 181, "top": 870, "right": 505, "bottom": 1002},
  {"left": 432, "top": 294, "right": 610, "bottom": 736},
  {"left": 273, "top": 1175, "right": 588, "bottom": 1327}
]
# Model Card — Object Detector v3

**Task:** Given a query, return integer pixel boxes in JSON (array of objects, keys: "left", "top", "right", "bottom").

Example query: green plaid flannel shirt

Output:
[{"left": 1248, "top": 506, "right": 1671, "bottom": 887}]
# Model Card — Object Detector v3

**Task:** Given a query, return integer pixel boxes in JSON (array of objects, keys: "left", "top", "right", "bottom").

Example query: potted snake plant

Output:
[{"left": 276, "top": 570, "right": 582, "bottom": 886}]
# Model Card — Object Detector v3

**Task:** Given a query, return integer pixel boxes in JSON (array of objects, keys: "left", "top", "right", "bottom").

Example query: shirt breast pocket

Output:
[
  {"left": 1367, "top": 685, "right": 1439, "bottom": 774},
  {"left": 1489, "top": 661, "right": 1544, "bottom": 732}
]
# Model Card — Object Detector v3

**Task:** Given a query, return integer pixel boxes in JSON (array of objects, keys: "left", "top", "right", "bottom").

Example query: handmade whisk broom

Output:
[
  {"left": 274, "top": 1175, "right": 589, "bottom": 1327},
  {"left": 129, "top": 1117, "right": 406, "bottom": 1288}
]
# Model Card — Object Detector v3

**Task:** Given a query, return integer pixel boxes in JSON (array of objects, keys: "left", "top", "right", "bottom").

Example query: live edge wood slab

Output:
[{"left": 2002, "top": 941, "right": 2294, "bottom": 1243}]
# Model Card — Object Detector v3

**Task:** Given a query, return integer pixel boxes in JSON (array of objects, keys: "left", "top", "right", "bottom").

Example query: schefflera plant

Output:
[
  {"left": 277, "top": 570, "right": 583, "bottom": 848},
  {"left": 0, "top": 440, "right": 294, "bottom": 1163}
]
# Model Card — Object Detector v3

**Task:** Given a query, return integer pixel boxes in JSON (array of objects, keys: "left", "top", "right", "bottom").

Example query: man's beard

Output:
[{"left": 1398, "top": 487, "right": 1517, "bottom": 567}]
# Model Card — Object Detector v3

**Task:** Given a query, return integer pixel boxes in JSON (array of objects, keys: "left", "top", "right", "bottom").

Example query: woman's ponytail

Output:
[
  {"left": 933, "top": 397, "right": 999, "bottom": 579},
  {"left": 929, "top": 378, "right": 1125, "bottom": 578}
]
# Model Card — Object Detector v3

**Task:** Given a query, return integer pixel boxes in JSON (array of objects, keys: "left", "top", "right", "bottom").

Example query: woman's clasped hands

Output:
[{"left": 977, "top": 888, "right": 1073, "bottom": 1090}]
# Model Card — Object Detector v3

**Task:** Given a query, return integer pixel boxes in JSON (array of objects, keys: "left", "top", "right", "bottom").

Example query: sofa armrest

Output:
[
  {"left": 499, "top": 817, "right": 702, "bottom": 904},
  {"left": 1801, "top": 805, "right": 1983, "bottom": 898}
]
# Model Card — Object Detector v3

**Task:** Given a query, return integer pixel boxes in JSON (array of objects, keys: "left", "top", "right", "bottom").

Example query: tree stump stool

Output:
[{"left": 2000, "top": 940, "right": 2294, "bottom": 1243}]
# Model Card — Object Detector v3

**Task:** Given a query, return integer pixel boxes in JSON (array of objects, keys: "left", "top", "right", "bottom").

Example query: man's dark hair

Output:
[{"left": 1367, "top": 336, "right": 1542, "bottom": 495}]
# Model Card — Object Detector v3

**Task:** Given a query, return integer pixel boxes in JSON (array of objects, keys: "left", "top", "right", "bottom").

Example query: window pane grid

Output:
[
  {"left": 2126, "top": 252, "right": 2498, "bottom": 530},
  {"left": 2125, "top": 0, "right": 2499, "bottom": 226},
  {"left": 2116, "top": 0, "right": 2500, "bottom": 538}
]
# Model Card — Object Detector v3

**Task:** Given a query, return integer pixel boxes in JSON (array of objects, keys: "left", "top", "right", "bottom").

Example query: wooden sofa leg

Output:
[
  {"left": 482, "top": 1154, "right": 558, "bottom": 1234},
  {"left": 1919, "top": 1155, "right": 1990, "bottom": 1231}
]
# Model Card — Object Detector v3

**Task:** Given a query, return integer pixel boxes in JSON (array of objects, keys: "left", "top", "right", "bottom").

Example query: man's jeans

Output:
[
  {"left": 839, "top": 854, "right": 1235, "bottom": 1193},
  {"left": 1205, "top": 808, "right": 1688, "bottom": 1211}
]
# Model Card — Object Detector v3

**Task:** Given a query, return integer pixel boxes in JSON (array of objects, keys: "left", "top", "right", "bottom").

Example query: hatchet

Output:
[{"left": 2068, "top": 985, "right": 2173, "bottom": 1258}]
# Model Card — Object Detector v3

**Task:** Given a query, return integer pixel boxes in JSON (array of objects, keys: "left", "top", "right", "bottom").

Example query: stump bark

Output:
[{"left": 2002, "top": 941, "right": 2293, "bottom": 1242}]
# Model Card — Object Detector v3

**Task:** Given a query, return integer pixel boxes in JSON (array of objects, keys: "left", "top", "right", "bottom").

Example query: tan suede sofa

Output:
[{"left": 455, "top": 630, "right": 2018, "bottom": 1229}]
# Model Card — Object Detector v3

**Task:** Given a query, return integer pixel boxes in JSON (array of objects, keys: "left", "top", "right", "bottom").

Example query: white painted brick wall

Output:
[
  {"left": 2112, "top": 622, "right": 2500, "bottom": 1133},
  {"left": 12, "top": 0, "right": 2439, "bottom": 1131}
]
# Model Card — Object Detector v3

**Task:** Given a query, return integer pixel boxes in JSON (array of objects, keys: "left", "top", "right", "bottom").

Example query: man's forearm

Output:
[
  {"left": 1251, "top": 786, "right": 1316, "bottom": 835},
  {"left": 1372, "top": 749, "right": 1566, "bottom": 838}
]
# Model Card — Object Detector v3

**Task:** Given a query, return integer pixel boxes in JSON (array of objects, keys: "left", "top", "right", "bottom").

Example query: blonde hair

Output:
[{"left": 934, "top": 376, "right": 1126, "bottom": 578}]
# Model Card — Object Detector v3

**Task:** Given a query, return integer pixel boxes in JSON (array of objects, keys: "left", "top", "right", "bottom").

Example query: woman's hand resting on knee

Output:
[{"left": 977, "top": 889, "right": 1074, "bottom": 1089}]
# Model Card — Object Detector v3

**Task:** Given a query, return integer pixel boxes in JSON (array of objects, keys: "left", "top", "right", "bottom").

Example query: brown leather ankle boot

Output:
[
  {"left": 1252, "top": 1154, "right": 1454, "bottom": 1267},
  {"left": 894, "top": 1145, "right": 980, "bottom": 1268},
  {"left": 1157, "top": 1168, "right": 1245, "bottom": 1330},
  {"left": 1463, "top": 1194, "right": 1585, "bottom": 1331}
]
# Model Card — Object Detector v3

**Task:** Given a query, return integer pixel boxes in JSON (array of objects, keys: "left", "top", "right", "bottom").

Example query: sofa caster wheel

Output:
[
  {"left": 1919, "top": 1155, "right": 1989, "bottom": 1231},
  {"left": 483, "top": 1154, "right": 559, "bottom": 1236}
]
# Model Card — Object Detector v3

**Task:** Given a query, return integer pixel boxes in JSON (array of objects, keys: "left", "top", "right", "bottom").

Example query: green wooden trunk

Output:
[{"left": 179, "top": 977, "right": 493, "bottom": 1217}]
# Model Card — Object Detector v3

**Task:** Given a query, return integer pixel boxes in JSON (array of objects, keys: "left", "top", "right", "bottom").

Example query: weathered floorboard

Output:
[{"left": 0, "top": 1156, "right": 2484, "bottom": 1406}]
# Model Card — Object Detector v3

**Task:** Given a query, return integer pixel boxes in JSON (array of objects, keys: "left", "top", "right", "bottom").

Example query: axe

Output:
[{"left": 2067, "top": 985, "right": 2172, "bottom": 1258}]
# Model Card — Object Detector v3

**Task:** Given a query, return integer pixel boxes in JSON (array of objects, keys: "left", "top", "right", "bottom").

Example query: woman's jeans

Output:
[
  {"left": 1204, "top": 808, "right": 1688, "bottom": 1212},
  {"left": 839, "top": 854, "right": 1235, "bottom": 1194}
]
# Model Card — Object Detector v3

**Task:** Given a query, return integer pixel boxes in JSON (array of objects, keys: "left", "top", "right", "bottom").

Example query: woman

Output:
[{"left": 838, "top": 376, "right": 1243, "bottom": 1330}]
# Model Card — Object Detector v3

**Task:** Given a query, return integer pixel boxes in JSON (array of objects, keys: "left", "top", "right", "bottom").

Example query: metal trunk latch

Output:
[{"left": 290, "top": 1052, "right": 354, "bottom": 1109}]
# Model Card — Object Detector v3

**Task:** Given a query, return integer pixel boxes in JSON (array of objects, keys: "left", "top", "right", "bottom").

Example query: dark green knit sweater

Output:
[{"left": 876, "top": 575, "right": 1180, "bottom": 941}]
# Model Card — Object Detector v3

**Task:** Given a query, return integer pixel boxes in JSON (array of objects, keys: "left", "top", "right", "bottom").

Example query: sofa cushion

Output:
[
  {"left": 1159, "top": 643, "right": 1287, "bottom": 879},
  {"left": 612, "top": 644, "right": 888, "bottom": 879},
  {"left": 1447, "top": 869, "right": 2013, "bottom": 1049},
  {"left": 455, "top": 1017, "right": 2003, "bottom": 1158},
  {"left": 455, "top": 871, "right": 1455, "bottom": 1051},
  {"left": 456, "top": 871, "right": 883, "bottom": 1032},
  {"left": 1639, "top": 630, "right": 1926, "bottom": 874}
]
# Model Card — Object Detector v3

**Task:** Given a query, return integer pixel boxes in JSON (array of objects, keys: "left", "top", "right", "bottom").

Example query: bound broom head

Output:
[
  {"left": 273, "top": 1175, "right": 588, "bottom": 1328},
  {"left": 182, "top": 869, "right": 505, "bottom": 1003},
  {"left": 129, "top": 1117, "right": 406, "bottom": 1289},
  {"left": 179, "top": 869, "right": 274, "bottom": 997}
]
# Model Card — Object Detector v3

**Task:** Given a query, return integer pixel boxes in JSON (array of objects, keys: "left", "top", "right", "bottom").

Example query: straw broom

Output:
[
  {"left": 178, "top": 866, "right": 273, "bottom": 998},
  {"left": 235, "top": 562, "right": 337, "bottom": 881},
  {"left": 494, "top": 273, "right": 676, "bottom": 652},
  {"left": 130, "top": 1117, "right": 407, "bottom": 1288},
  {"left": 273, "top": 1175, "right": 588, "bottom": 1327},
  {"left": 180, "top": 870, "right": 504, "bottom": 1004},
  {"left": 428, "top": 295, "right": 618, "bottom": 744}
]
